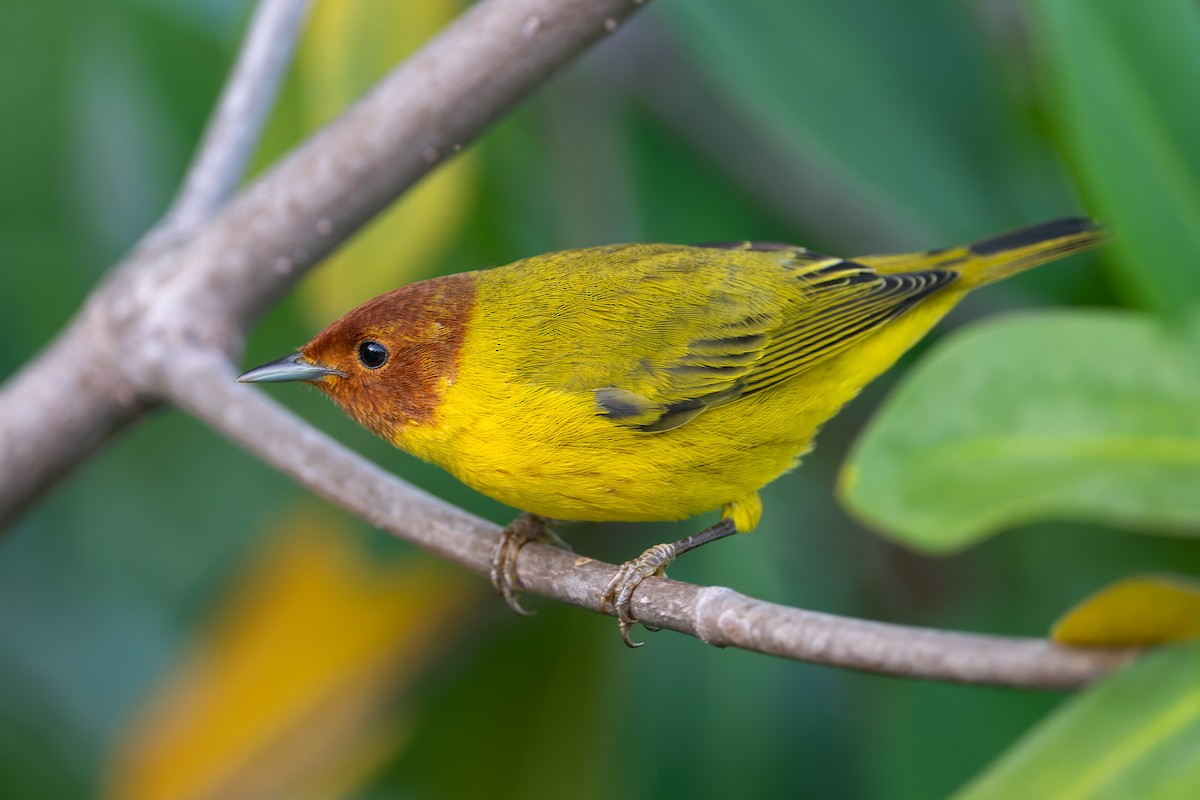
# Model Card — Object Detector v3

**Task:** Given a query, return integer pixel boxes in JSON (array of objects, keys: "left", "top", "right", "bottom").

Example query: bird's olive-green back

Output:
[{"left": 473, "top": 242, "right": 955, "bottom": 432}]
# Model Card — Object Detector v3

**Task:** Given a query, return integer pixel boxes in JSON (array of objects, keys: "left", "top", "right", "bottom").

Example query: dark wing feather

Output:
[
  {"left": 593, "top": 307, "right": 780, "bottom": 431},
  {"left": 739, "top": 266, "right": 955, "bottom": 395}
]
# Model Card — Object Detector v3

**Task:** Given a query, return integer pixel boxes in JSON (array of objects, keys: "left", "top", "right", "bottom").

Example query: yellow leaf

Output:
[
  {"left": 104, "top": 504, "right": 480, "bottom": 800},
  {"left": 1051, "top": 574, "right": 1200, "bottom": 646}
]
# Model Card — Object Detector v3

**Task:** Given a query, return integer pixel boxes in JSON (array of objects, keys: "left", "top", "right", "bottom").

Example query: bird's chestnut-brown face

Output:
[{"left": 294, "top": 273, "right": 476, "bottom": 440}]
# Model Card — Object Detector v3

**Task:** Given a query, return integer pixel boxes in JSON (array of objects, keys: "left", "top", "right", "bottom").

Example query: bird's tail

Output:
[{"left": 862, "top": 217, "right": 1107, "bottom": 289}]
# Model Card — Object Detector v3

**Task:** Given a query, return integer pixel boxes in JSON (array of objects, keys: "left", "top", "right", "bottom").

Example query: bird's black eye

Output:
[{"left": 357, "top": 340, "right": 389, "bottom": 369}]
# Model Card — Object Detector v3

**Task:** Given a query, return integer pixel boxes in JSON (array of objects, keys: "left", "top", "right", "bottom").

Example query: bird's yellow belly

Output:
[
  {"left": 399, "top": 367, "right": 847, "bottom": 524},
  {"left": 451, "top": 407, "right": 798, "bottom": 523}
]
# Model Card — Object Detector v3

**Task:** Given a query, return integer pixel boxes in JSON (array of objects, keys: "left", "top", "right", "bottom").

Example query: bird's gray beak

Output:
[{"left": 237, "top": 353, "right": 345, "bottom": 383}]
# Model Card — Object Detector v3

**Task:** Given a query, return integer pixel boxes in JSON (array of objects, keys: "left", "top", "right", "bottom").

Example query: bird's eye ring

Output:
[{"left": 357, "top": 340, "right": 389, "bottom": 369}]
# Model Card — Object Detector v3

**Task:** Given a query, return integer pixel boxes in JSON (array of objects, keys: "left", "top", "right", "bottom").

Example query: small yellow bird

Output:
[{"left": 240, "top": 218, "right": 1105, "bottom": 644}]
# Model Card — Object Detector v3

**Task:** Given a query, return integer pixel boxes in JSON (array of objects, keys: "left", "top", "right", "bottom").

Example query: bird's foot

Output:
[
  {"left": 598, "top": 518, "right": 740, "bottom": 648},
  {"left": 490, "top": 513, "right": 568, "bottom": 615},
  {"left": 600, "top": 542, "right": 678, "bottom": 648}
]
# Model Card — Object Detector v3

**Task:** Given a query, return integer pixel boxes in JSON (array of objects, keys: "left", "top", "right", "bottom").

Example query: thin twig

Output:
[
  {"left": 162, "top": 0, "right": 312, "bottom": 237},
  {"left": 167, "top": 351, "right": 1136, "bottom": 690}
]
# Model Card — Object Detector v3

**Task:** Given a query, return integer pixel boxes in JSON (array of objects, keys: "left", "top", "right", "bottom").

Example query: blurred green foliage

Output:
[
  {"left": 1, "top": 0, "right": 1197, "bottom": 798},
  {"left": 957, "top": 640, "right": 1200, "bottom": 799},
  {"left": 842, "top": 311, "right": 1200, "bottom": 551},
  {"left": 1030, "top": 0, "right": 1200, "bottom": 319}
]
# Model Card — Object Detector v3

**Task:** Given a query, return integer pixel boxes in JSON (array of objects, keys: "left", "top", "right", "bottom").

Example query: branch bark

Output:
[
  {"left": 0, "top": 0, "right": 1141, "bottom": 688},
  {"left": 162, "top": 0, "right": 313, "bottom": 237},
  {"left": 0, "top": 310, "right": 152, "bottom": 522},
  {"left": 0, "top": 0, "right": 648, "bottom": 522}
]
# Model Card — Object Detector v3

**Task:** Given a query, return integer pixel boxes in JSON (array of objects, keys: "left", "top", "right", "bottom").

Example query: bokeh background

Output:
[{"left": 2, "top": 0, "right": 1198, "bottom": 797}]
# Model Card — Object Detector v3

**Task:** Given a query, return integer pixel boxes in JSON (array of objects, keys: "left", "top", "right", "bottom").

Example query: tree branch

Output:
[
  {"left": 161, "top": 0, "right": 312, "bottom": 237},
  {"left": 165, "top": 351, "right": 1136, "bottom": 690},
  {"left": 0, "top": 0, "right": 310, "bottom": 520},
  {"left": 0, "top": 0, "right": 648, "bottom": 523},
  {"left": 0, "top": 310, "right": 152, "bottom": 523},
  {"left": 160, "top": 0, "right": 655, "bottom": 336}
]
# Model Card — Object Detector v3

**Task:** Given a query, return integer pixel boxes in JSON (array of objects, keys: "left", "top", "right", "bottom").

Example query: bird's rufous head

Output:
[{"left": 238, "top": 273, "right": 476, "bottom": 442}]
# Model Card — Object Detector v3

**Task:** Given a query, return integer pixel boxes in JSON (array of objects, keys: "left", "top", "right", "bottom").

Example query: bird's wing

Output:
[{"left": 587, "top": 243, "right": 957, "bottom": 432}]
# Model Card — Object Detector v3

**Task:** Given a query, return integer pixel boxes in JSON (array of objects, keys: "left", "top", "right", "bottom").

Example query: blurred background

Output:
[{"left": 2, "top": 0, "right": 1198, "bottom": 797}]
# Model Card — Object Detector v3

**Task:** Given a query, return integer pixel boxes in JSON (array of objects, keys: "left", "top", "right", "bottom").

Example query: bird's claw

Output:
[
  {"left": 600, "top": 542, "right": 678, "bottom": 648},
  {"left": 490, "top": 531, "right": 534, "bottom": 617},
  {"left": 490, "top": 513, "right": 572, "bottom": 616},
  {"left": 490, "top": 513, "right": 546, "bottom": 616}
]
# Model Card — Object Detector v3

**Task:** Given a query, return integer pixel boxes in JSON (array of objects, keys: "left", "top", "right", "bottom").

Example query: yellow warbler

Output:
[{"left": 241, "top": 218, "right": 1105, "bottom": 644}]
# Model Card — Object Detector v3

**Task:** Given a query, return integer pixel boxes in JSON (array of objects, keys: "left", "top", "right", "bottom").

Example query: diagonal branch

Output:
[
  {"left": 0, "top": 0, "right": 649, "bottom": 525},
  {"left": 159, "top": 0, "right": 655, "bottom": 336},
  {"left": 161, "top": 0, "right": 313, "bottom": 238},
  {"left": 166, "top": 351, "right": 1137, "bottom": 690},
  {"left": 0, "top": 312, "right": 153, "bottom": 523},
  {"left": 0, "top": 0, "right": 311, "bottom": 522}
]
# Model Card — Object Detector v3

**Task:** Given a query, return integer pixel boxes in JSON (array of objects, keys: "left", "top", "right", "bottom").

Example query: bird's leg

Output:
[
  {"left": 600, "top": 517, "right": 738, "bottom": 648},
  {"left": 490, "top": 512, "right": 570, "bottom": 616}
]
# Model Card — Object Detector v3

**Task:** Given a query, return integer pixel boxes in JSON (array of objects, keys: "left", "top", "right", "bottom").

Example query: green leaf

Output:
[
  {"left": 1029, "top": 0, "right": 1200, "bottom": 319},
  {"left": 838, "top": 310, "right": 1200, "bottom": 552},
  {"left": 661, "top": 0, "right": 1074, "bottom": 243},
  {"left": 954, "top": 640, "right": 1200, "bottom": 800}
]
